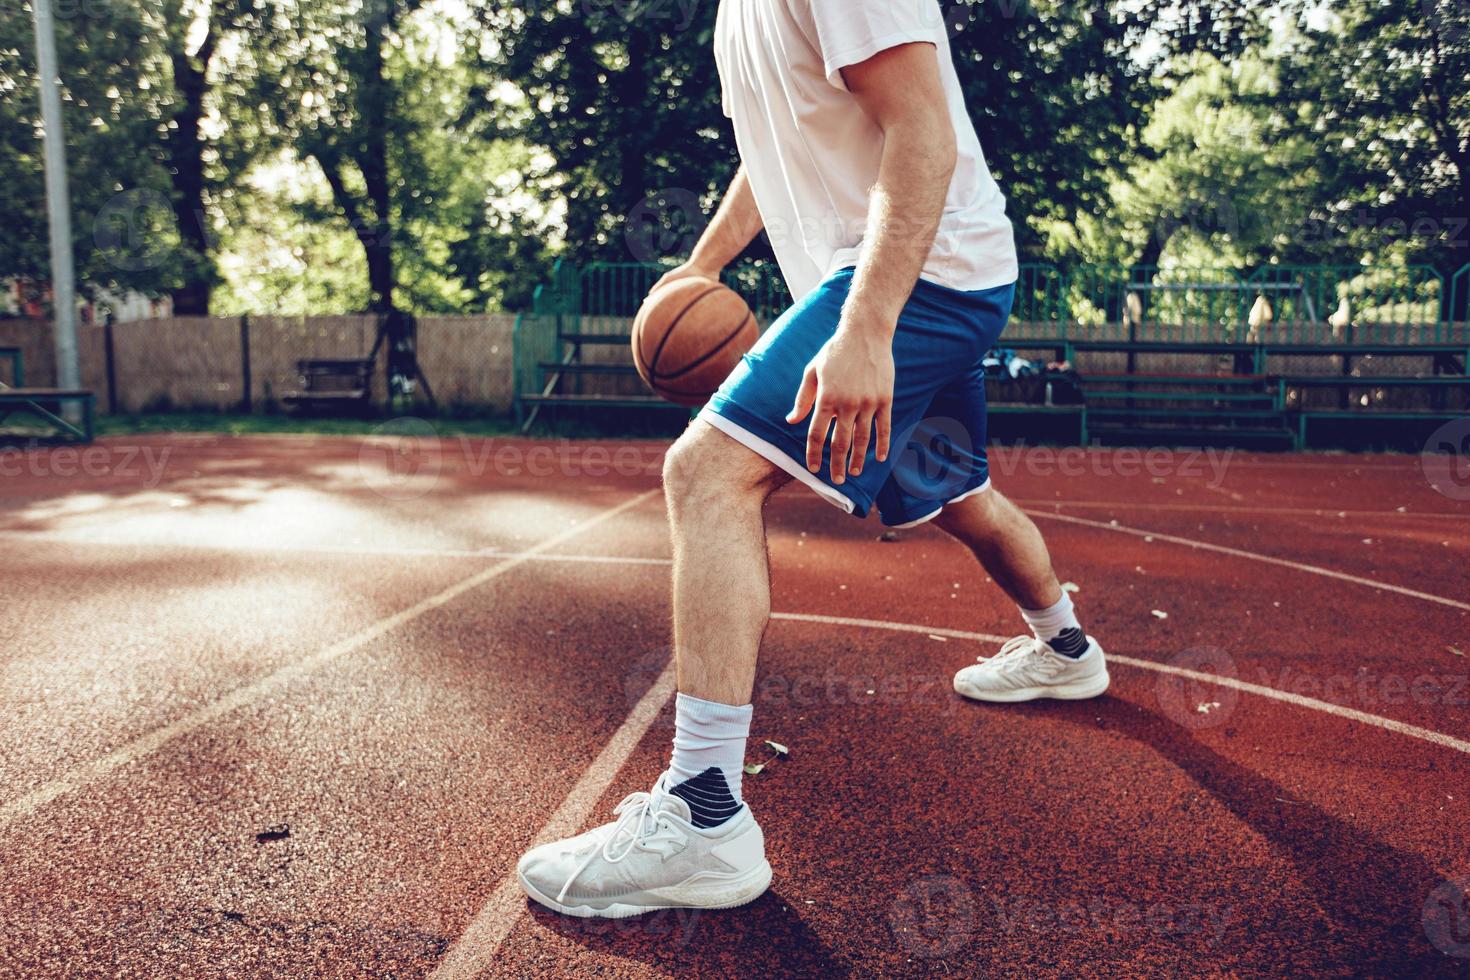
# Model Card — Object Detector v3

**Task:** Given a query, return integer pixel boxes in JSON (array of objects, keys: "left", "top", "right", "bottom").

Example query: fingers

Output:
[
  {"left": 848, "top": 409, "right": 874, "bottom": 477},
  {"left": 874, "top": 402, "right": 893, "bottom": 463},
  {"left": 786, "top": 366, "right": 818, "bottom": 426},
  {"left": 827, "top": 410, "right": 856, "bottom": 484},
  {"left": 805, "top": 405, "right": 836, "bottom": 474}
]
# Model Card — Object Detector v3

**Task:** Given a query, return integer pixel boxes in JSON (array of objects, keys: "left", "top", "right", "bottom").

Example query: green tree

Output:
[
  {"left": 1279, "top": 0, "right": 1469, "bottom": 309},
  {"left": 233, "top": 0, "right": 422, "bottom": 313},
  {"left": 0, "top": 0, "right": 193, "bottom": 307},
  {"left": 151, "top": 0, "right": 265, "bottom": 315},
  {"left": 1043, "top": 51, "right": 1318, "bottom": 270},
  {"left": 472, "top": 1, "right": 736, "bottom": 266},
  {"left": 479, "top": 0, "right": 1275, "bottom": 274}
]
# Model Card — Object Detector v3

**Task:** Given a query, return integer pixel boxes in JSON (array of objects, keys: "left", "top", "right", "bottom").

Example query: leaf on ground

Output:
[
  {"left": 765, "top": 740, "right": 789, "bottom": 757},
  {"left": 1151, "top": 609, "right": 1169, "bottom": 619},
  {"left": 743, "top": 763, "right": 765, "bottom": 776},
  {"left": 1450, "top": 646, "right": 1465, "bottom": 658}
]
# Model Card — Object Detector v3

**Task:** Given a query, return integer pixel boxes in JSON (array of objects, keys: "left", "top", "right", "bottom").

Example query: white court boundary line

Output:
[
  {"left": 430, "top": 661, "right": 676, "bottom": 980},
  {"left": 1011, "top": 499, "right": 1470, "bottom": 520},
  {"left": 770, "top": 612, "right": 1470, "bottom": 756},
  {"left": 437, "top": 606, "right": 1470, "bottom": 975},
  {"left": 1026, "top": 510, "right": 1470, "bottom": 612},
  {"left": 0, "top": 530, "right": 674, "bottom": 566},
  {"left": 0, "top": 490, "right": 661, "bottom": 827}
]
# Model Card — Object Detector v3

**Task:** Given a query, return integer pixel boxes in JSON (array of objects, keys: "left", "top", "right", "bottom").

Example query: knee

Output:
[{"left": 663, "top": 423, "right": 775, "bottom": 514}]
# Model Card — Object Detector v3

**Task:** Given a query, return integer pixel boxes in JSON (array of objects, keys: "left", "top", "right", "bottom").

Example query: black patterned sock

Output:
[
  {"left": 1048, "top": 627, "right": 1090, "bottom": 658},
  {"left": 668, "top": 767, "right": 743, "bottom": 830}
]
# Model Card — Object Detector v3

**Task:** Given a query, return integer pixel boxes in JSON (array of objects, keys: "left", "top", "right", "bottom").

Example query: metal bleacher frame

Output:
[
  {"left": 513, "top": 261, "right": 1470, "bottom": 450},
  {"left": 0, "top": 345, "right": 95, "bottom": 443}
]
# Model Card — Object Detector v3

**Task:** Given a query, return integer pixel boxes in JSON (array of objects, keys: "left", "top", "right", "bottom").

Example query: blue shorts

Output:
[{"left": 699, "top": 267, "right": 1015, "bottom": 527}]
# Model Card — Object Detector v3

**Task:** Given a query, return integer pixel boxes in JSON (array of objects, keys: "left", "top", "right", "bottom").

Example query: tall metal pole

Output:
[{"left": 30, "top": 0, "right": 80, "bottom": 394}]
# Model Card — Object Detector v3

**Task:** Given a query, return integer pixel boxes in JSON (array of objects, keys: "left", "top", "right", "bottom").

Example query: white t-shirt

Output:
[{"left": 713, "top": 0, "right": 1019, "bottom": 301}]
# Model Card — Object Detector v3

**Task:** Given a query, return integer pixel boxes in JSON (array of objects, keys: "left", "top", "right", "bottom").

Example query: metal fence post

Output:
[
  {"left": 103, "top": 312, "right": 118, "bottom": 415},
  {"left": 239, "top": 314, "right": 252, "bottom": 413}
]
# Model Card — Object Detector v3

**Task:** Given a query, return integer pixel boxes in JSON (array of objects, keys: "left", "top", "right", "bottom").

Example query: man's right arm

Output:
[{"left": 654, "top": 166, "right": 764, "bottom": 288}]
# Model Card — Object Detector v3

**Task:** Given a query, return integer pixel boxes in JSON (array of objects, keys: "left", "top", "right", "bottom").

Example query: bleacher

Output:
[
  {"left": 0, "top": 345, "right": 95, "bottom": 443},
  {"left": 514, "top": 261, "right": 1470, "bottom": 450}
]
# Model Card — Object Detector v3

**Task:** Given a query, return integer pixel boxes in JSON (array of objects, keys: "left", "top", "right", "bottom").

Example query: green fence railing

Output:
[
  {"left": 1245, "top": 265, "right": 1444, "bottom": 343},
  {"left": 1011, "top": 264, "right": 1067, "bottom": 335},
  {"left": 1449, "top": 263, "right": 1470, "bottom": 332},
  {"left": 1061, "top": 266, "right": 1249, "bottom": 343},
  {"left": 521, "top": 259, "right": 1470, "bottom": 350}
]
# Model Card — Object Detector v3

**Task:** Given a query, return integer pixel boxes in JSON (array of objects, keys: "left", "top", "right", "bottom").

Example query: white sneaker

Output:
[
  {"left": 954, "top": 635, "right": 1110, "bottom": 703},
  {"left": 516, "top": 776, "right": 772, "bottom": 918}
]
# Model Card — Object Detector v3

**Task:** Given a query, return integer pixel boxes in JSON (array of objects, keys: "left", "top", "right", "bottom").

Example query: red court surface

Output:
[{"left": 2, "top": 432, "right": 1468, "bottom": 977}]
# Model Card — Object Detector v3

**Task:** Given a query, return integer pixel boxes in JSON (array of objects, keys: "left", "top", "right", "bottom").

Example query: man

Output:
[{"left": 518, "top": 0, "right": 1109, "bottom": 918}]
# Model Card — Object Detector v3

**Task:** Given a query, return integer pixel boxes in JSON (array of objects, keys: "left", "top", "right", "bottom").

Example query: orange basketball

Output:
[{"left": 631, "top": 277, "right": 758, "bottom": 407}]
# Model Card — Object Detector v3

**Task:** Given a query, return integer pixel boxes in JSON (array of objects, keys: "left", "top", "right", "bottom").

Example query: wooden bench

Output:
[
  {"left": 283, "top": 358, "right": 375, "bottom": 414},
  {"left": 0, "top": 387, "right": 95, "bottom": 442}
]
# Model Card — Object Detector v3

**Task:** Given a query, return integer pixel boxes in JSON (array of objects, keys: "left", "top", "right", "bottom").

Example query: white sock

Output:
[
  {"left": 664, "top": 692, "right": 752, "bottom": 829},
  {"left": 1020, "top": 591, "right": 1089, "bottom": 657}
]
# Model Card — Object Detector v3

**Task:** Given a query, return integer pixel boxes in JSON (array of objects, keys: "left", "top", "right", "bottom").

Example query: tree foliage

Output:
[
  {"left": 0, "top": 0, "right": 195, "bottom": 305},
  {"left": 1278, "top": 0, "right": 1469, "bottom": 279},
  {"left": 0, "top": 0, "right": 1463, "bottom": 317}
]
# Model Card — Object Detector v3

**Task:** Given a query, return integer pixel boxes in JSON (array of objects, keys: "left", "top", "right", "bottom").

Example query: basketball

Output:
[{"left": 631, "top": 277, "right": 758, "bottom": 407}]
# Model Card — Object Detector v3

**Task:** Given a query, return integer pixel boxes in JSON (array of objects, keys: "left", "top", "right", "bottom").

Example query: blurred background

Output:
[{"left": 0, "top": 0, "right": 1465, "bottom": 432}]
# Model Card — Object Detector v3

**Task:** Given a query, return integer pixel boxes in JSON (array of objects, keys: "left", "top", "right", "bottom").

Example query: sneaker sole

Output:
[
  {"left": 954, "top": 669, "right": 1111, "bottom": 703},
  {"left": 518, "top": 860, "right": 773, "bottom": 919}
]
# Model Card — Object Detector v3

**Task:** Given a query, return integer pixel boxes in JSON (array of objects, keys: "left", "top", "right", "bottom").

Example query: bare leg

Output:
[
  {"left": 662, "top": 420, "right": 790, "bottom": 706},
  {"left": 941, "top": 485, "right": 1109, "bottom": 701},
  {"left": 932, "top": 487, "right": 1062, "bottom": 611}
]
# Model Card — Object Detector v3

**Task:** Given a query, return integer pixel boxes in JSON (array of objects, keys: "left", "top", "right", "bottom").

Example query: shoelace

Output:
[
  {"left": 984, "top": 635, "right": 1060, "bottom": 675},
  {"left": 556, "top": 789, "right": 668, "bottom": 904}
]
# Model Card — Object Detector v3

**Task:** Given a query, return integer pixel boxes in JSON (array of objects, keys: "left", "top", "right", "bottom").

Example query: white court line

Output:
[
  {"left": 770, "top": 612, "right": 1470, "bottom": 756},
  {"left": 435, "top": 606, "right": 1470, "bottom": 975},
  {"left": 430, "top": 660, "right": 677, "bottom": 980},
  {"left": 0, "top": 531, "right": 673, "bottom": 566},
  {"left": 0, "top": 490, "right": 661, "bottom": 828},
  {"left": 1026, "top": 510, "right": 1470, "bottom": 613},
  {"left": 30, "top": 512, "right": 1458, "bottom": 617},
  {"left": 1011, "top": 499, "right": 1470, "bottom": 521}
]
